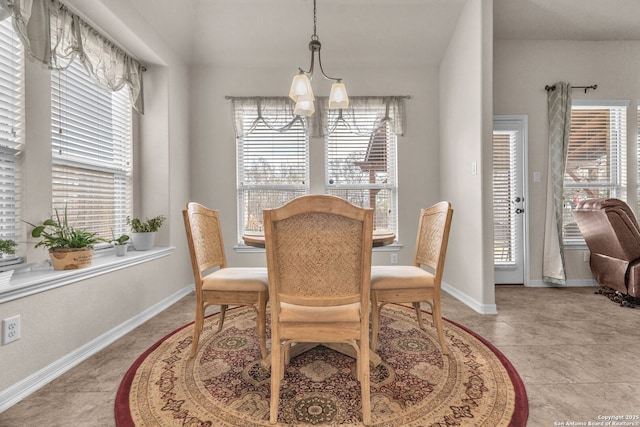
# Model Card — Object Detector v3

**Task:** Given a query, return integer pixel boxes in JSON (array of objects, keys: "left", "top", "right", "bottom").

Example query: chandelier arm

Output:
[{"left": 316, "top": 49, "right": 342, "bottom": 82}]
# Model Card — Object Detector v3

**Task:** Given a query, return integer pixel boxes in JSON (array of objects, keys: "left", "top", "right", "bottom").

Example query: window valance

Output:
[
  {"left": 0, "top": 0, "right": 144, "bottom": 113},
  {"left": 231, "top": 97, "right": 305, "bottom": 138},
  {"left": 230, "top": 96, "right": 406, "bottom": 139}
]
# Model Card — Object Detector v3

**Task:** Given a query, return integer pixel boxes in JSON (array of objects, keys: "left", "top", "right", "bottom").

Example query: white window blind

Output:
[
  {"left": 0, "top": 18, "right": 23, "bottom": 241},
  {"left": 493, "top": 130, "right": 517, "bottom": 265},
  {"left": 564, "top": 101, "right": 627, "bottom": 243},
  {"left": 236, "top": 107, "right": 308, "bottom": 238},
  {"left": 51, "top": 60, "right": 132, "bottom": 241},
  {"left": 326, "top": 118, "right": 398, "bottom": 234}
]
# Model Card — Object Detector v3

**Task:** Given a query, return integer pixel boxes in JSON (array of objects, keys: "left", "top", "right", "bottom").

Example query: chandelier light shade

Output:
[{"left": 290, "top": 0, "right": 349, "bottom": 116}]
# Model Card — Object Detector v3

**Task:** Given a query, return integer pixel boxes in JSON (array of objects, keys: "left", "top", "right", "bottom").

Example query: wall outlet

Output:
[
  {"left": 583, "top": 251, "right": 590, "bottom": 262},
  {"left": 390, "top": 253, "right": 398, "bottom": 264},
  {"left": 2, "top": 315, "right": 20, "bottom": 345}
]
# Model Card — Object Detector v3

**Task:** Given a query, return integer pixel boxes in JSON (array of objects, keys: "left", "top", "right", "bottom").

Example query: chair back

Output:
[
  {"left": 183, "top": 203, "right": 228, "bottom": 282},
  {"left": 263, "top": 195, "right": 373, "bottom": 307},
  {"left": 413, "top": 201, "right": 453, "bottom": 285}
]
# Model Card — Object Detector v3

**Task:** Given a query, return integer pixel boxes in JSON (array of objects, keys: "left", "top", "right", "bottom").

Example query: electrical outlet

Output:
[
  {"left": 390, "top": 253, "right": 398, "bottom": 264},
  {"left": 2, "top": 315, "right": 20, "bottom": 345},
  {"left": 583, "top": 251, "right": 590, "bottom": 262}
]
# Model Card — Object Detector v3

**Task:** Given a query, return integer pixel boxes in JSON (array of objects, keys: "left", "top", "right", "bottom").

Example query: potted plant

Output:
[
  {"left": 0, "top": 238, "right": 17, "bottom": 285},
  {"left": 0, "top": 239, "right": 17, "bottom": 259},
  {"left": 111, "top": 231, "right": 130, "bottom": 257},
  {"left": 26, "top": 208, "right": 104, "bottom": 270},
  {"left": 126, "top": 214, "right": 166, "bottom": 251}
]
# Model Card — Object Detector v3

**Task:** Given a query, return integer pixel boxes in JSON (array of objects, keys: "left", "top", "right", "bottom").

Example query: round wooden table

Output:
[{"left": 242, "top": 230, "right": 396, "bottom": 248}]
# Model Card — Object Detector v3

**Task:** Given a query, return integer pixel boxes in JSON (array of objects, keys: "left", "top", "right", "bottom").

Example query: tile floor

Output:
[{"left": 1, "top": 285, "right": 639, "bottom": 426}]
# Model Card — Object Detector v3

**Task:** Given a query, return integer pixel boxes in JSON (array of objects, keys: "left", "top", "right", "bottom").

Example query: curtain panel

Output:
[
  {"left": 0, "top": 0, "right": 144, "bottom": 113},
  {"left": 231, "top": 96, "right": 406, "bottom": 139},
  {"left": 543, "top": 82, "right": 572, "bottom": 284}
]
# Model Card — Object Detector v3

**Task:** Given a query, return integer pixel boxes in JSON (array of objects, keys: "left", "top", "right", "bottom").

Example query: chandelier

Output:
[{"left": 288, "top": 0, "right": 349, "bottom": 116}]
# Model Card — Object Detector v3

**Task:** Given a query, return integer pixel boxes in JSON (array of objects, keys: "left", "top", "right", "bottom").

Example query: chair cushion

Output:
[
  {"left": 370, "top": 265, "right": 434, "bottom": 289},
  {"left": 279, "top": 302, "right": 361, "bottom": 323},
  {"left": 202, "top": 267, "right": 269, "bottom": 292}
]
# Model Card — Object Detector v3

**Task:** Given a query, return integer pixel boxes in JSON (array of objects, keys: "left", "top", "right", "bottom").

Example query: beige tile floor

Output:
[{"left": 1, "top": 285, "right": 639, "bottom": 426}]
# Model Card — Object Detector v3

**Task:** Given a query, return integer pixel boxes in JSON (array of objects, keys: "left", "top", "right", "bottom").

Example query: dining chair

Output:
[
  {"left": 183, "top": 202, "right": 269, "bottom": 359},
  {"left": 370, "top": 201, "right": 453, "bottom": 354},
  {"left": 263, "top": 195, "right": 373, "bottom": 425}
]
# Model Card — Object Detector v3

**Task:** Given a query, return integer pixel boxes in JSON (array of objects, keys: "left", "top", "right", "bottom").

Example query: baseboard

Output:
[
  {"left": 442, "top": 282, "right": 498, "bottom": 314},
  {"left": 526, "top": 279, "right": 598, "bottom": 287},
  {"left": 0, "top": 284, "right": 193, "bottom": 413}
]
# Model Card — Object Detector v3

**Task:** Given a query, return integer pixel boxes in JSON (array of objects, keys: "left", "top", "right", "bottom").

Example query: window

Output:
[
  {"left": 234, "top": 96, "right": 403, "bottom": 244},
  {"left": 234, "top": 98, "right": 309, "bottom": 239},
  {"left": 564, "top": 100, "right": 627, "bottom": 243},
  {"left": 51, "top": 60, "right": 133, "bottom": 241},
  {"left": 0, "top": 18, "right": 23, "bottom": 243},
  {"left": 326, "top": 119, "right": 397, "bottom": 234}
]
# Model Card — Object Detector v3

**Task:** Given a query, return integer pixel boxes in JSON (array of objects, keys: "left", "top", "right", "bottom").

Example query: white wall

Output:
[
  {"left": 494, "top": 39, "right": 640, "bottom": 284},
  {"left": 189, "top": 64, "right": 442, "bottom": 268},
  {"left": 0, "top": 0, "right": 193, "bottom": 399},
  {"left": 439, "top": 0, "right": 495, "bottom": 312}
]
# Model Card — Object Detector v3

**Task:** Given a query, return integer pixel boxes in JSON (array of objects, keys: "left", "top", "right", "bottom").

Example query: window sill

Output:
[{"left": 0, "top": 246, "right": 174, "bottom": 304}]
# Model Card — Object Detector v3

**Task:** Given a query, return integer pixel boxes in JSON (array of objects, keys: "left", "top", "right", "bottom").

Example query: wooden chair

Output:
[
  {"left": 183, "top": 202, "right": 269, "bottom": 359},
  {"left": 370, "top": 201, "right": 453, "bottom": 354},
  {"left": 263, "top": 195, "right": 373, "bottom": 425}
]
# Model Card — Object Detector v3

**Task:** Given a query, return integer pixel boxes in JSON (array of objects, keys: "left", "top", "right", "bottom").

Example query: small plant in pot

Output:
[
  {"left": 126, "top": 214, "right": 166, "bottom": 251},
  {"left": 0, "top": 239, "right": 17, "bottom": 259},
  {"left": 111, "top": 231, "right": 130, "bottom": 257},
  {"left": 26, "top": 208, "right": 104, "bottom": 270}
]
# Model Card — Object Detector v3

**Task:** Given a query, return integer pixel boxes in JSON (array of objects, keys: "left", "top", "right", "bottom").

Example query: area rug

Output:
[{"left": 115, "top": 304, "right": 528, "bottom": 426}]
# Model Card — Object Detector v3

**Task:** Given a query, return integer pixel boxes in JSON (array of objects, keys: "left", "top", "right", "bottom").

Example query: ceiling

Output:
[{"left": 125, "top": 0, "right": 640, "bottom": 67}]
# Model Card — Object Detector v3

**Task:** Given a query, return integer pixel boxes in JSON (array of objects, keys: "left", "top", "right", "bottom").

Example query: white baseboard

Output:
[
  {"left": 0, "top": 285, "right": 193, "bottom": 413},
  {"left": 442, "top": 282, "right": 498, "bottom": 314}
]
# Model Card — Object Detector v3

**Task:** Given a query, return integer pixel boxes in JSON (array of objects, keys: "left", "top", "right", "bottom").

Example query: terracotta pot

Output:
[{"left": 49, "top": 247, "right": 94, "bottom": 270}]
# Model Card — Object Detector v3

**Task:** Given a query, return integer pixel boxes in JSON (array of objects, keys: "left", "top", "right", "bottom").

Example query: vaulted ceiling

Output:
[{"left": 123, "top": 0, "right": 640, "bottom": 67}]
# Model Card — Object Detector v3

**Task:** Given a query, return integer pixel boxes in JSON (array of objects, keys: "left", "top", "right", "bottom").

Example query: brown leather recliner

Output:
[{"left": 573, "top": 198, "right": 640, "bottom": 304}]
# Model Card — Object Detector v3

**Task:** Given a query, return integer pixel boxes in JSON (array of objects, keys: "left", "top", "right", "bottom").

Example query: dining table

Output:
[
  {"left": 246, "top": 229, "right": 396, "bottom": 369},
  {"left": 242, "top": 230, "right": 396, "bottom": 248}
]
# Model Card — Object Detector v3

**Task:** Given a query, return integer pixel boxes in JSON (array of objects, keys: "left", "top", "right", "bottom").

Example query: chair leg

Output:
[
  {"left": 371, "top": 294, "right": 380, "bottom": 351},
  {"left": 190, "top": 303, "right": 204, "bottom": 358},
  {"left": 257, "top": 296, "right": 268, "bottom": 360},
  {"left": 270, "top": 336, "right": 282, "bottom": 424},
  {"left": 360, "top": 337, "right": 371, "bottom": 425},
  {"left": 218, "top": 304, "right": 228, "bottom": 332},
  {"left": 413, "top": 302, "right": 426, "bottom": 330},
  {"left": 431, "top": 299, "right": 448, "bottom": 355}
]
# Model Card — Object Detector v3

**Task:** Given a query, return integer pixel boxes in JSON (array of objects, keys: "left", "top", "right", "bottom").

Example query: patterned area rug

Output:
[{"left": 115, "top": 304, "right": 528, "bottom": 426}]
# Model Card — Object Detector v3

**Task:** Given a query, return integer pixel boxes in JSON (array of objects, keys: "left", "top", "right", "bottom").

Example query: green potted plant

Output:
[
  {"left": 0, "top": 239, "right": 17, "bottom": 259},
  {"left": 0, "top": 238, "right": 17, "bottom": 286},
  {"left": 111, "top": 230, "right": 130, "bottom": 257},
  {"left": 25, "top": 208, "right": 104, "bottom": 270},
  {"left": 126, "top": 214, "right": 166, "bottom": 251}
]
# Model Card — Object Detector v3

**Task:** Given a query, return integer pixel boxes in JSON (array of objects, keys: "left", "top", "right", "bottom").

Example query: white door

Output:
[{"left": 493, "top": 116, "right": 528, "bottom": 285}]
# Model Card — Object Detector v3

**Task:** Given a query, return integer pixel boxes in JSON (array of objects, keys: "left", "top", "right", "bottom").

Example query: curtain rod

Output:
[
  {"left": 224, "top": 95, "right": 412, "bottom": 100},
  {"left": 545, "top": 84, "right": 597, "bottom": 94}
]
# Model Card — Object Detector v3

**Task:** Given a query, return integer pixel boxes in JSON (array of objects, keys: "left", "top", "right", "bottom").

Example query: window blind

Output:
[
  {"left": 51, "top": 60, "right": 132, "bottom": 241},
  {"left": 564, "top": 103, "right": 626, "bottom": 243},
  {"left": 493, "top": 131, "right": 517, "bottom": 265},
  {"left": 237, "top": 109, "right": 308, "bottom": 237},
  {"left": 326, "top": 116, "right": 397, "bottom": 234},
  {"left": 0, "top": 18, "right": 23, "bottom": 240}
]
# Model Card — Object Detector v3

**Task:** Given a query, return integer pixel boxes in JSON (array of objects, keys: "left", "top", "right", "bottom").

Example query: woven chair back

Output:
[
  {"left": 264, "top": 195, "right": 373, "bottom": 307},
  {"left": 184, "top": 203, "right": 227, "bottom": 276},
  {"left": 414, "top": 201, "right": 453, "bottom": 276}
]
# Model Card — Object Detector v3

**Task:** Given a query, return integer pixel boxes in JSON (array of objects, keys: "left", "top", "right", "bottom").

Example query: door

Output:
[{"left": 493, "top": 116, "right": 528, "bottom": 285}]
